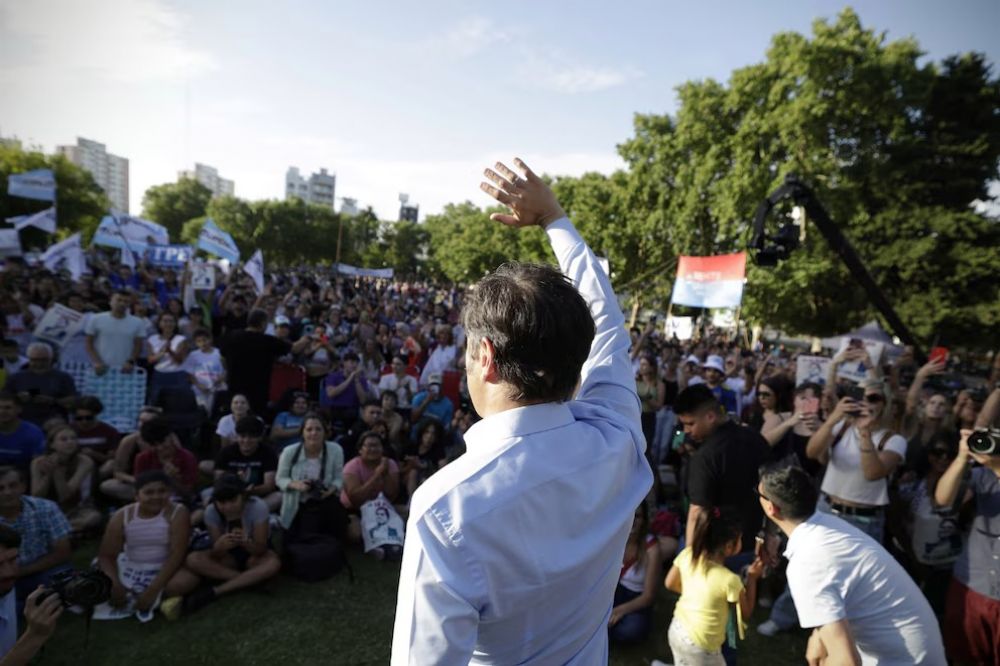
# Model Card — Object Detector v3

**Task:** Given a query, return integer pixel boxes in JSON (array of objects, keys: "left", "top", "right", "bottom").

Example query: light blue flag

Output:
[
  {"left": 7, "top": 169, "right": 56, "bottom": 201},
  {"left": 5, "top": 206, "right": 56, "bottom": 233},
  {"left": 116, "top": 213, "right": 169, "bottom": 245},
  {"left": 92, "top": 215, "right": 145, "bottom": 252},
  {"left": 197, "top": 218, "right": 240, "bottom": 263}
]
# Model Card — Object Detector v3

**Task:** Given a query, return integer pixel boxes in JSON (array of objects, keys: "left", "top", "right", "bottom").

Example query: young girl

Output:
[
  {"left": 610, "top": 504, "right": 663, "bottom": 644},
  {"left": 664, "top": 510, "right": 764, "bottom": 665},
  {"left": 30, "top": 425, "right": 103, "bottom": 533}
]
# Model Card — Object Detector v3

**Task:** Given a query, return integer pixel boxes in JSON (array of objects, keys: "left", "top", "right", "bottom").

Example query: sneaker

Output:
[
  {"left": 756, "top": 619, "right": 782, "bottom": 637},
  {"left": 182, "top": 586, "right": 217, "bottom": 614},
  {"left": 160, "top": 596, "right": 182, "bottom": 621}
]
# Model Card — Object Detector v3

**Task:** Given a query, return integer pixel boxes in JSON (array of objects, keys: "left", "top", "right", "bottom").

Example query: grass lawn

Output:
[{"left": 36, "top": 543, "right": 808, "bottom": 665}]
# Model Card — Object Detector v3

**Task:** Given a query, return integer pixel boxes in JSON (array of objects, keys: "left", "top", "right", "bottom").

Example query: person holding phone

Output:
[
  {"left": 409, "top": 372, "right": 453, "bottom": 433},
  {"left": 805, "top": 379, "right": 905, "bottom": 543}
]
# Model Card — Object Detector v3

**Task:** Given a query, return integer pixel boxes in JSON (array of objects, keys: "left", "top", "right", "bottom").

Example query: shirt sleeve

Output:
[
  {"left": 84, "top": 315, "right": 98, "bottom": 337},
  {"left": 882, "top": 433, "right": 907, "bottom": 458},
  {"left": 391, "top": 510, "right": 482, "bottom": 665},
  {"left": 545, "top": 218, "right": 643, "bottom": 448},
  {"left": 45, "top": 502, "right": 72, "bottom": 543},
  {"left": 786, "top": 559, "right": 847, "bottom": 629},
  {"left": 686, "top": 449, "right": 718, "bottom": 508}
]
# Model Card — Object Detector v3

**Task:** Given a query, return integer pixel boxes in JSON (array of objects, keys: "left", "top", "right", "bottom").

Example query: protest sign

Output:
[
  {"left": 835, "top": 338, "right": 884, "bottom": 383},
  {"left": 190, "top": 262, "right": 215, "bottom": 290},
  {"left": 33, "top": 304, "right": 86, "bottom": 347},
  {"left": 796, "top": 355, "right": 831, "bottom": 387},
  {"left": 7, "top": 169, "right": 56, "bottom": 201},
  {"left": 0, "top": 230, "right": 22, "bottom": 258},
  {"left": 665, "top": 316, "right": 694, "bottom": 341},
  {"left": 146, "top": 245, "right": 193, "bottom": 268},
  {"left": 671, "top": 253, "right": 747, "bottom": 309}
]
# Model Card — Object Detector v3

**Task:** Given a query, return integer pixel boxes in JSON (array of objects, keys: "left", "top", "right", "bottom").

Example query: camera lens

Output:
[{"left": 968, "top": 430, "right": 998, "bottom": 456}]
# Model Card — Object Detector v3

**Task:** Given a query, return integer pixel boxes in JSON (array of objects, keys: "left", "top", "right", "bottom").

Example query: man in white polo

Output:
[
  {"left": 391, "top": 159, "right": 652, "bottom": 664},
  {"left": 757, "top": 463, "right": 945, "bottom": 665}
]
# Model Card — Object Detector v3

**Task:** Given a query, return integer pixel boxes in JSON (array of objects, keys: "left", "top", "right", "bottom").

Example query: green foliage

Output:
[
  {"left": 141, "top": 177, "right": 213, "bottom": 241},
  {"left": 0, "top": 144, "right": 109, "bottom": 249}
]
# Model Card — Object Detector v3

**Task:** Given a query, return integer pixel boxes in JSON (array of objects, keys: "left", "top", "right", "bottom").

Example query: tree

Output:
[
  {"left": 141, "top": 178, "right": 213, "bottom": 241},
  {"left": 0, "top": 144, "right": 109, "bottom": 249},
  {"left": 615, "top": 8, "right": 1000, "bottom": 347}
]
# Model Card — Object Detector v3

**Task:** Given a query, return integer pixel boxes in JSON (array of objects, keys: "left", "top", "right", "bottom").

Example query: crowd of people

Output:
[{"left": 0, "top": 222, "right": 998, "bottom": 664}]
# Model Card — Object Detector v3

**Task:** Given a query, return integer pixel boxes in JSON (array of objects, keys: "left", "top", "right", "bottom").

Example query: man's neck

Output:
[
  {"left": 775, "top": 515, "right": 806, "bottom": 539},
  {"left": 111, "top": 310, "right": 126, "bottom": 319}
]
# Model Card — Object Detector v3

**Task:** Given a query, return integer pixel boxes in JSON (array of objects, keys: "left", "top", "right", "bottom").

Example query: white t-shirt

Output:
[
  {"left": 419, "top": 344, "right": 456, "bottom": 386},
  {"left": 216, "top": 414, "right": 238, "bottom": 441},
  {"left": 183, "top": 348, "right": 226, "bottom": 394},
  {"left": 785, "top": 511, "right": 945, "bottom": 665},
  {"left": 84, "top": 312, "right": 146, "bottom": 369},
  {"left": 378, "top": 373, "right": 419, "bottom": 405},
  {"left": 819, "top": 421, "right": 906, "bottom": 506},
  {"left": 147, "top": 334, "right": 186, "bottom": 372}
]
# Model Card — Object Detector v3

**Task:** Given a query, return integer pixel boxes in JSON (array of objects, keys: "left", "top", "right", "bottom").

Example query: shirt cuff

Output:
[{"left": 543, "top": 216, "right": 579, "bottom": 249}]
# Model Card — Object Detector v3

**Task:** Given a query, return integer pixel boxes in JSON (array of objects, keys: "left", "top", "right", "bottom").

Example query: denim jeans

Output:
[
  {"left": 767, "top": 585, "right": 799, "bottom": 629},
  {"left": 609, "top": 584, "right": 651, "bottom": 644},
  {"left": 816, "top": 494, "right": 885, "bottom": 544}
]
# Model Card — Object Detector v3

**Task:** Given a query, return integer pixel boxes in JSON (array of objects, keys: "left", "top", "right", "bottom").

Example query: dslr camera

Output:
[
  {"left": 38, "top": 568, "right": 112, "bottom": 608},
  {"left": 968, "top": 428, "right": 1000, "bottom": 456},
  {"left": 306, "top": 480, "right": 329, "bottom": 501}
]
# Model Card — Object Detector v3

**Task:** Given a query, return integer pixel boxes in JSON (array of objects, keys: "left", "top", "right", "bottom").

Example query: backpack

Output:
[{"left": 284, "top": 534, "right": 352, "bottom": 582}]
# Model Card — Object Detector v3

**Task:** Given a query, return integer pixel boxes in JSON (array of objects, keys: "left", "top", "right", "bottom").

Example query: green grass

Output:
[{"left": 37, "top": 543, "right": 808, "bottom": 665}]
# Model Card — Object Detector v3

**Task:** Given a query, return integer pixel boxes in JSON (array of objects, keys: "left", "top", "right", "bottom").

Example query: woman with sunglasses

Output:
[{"left": 806, "top": 379, "right": 906, "bottom": 542}]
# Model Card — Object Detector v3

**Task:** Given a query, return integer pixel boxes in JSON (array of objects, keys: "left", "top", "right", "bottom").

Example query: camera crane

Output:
[{"left": 749, "top": 174, "right": 924, "bottom": 360}]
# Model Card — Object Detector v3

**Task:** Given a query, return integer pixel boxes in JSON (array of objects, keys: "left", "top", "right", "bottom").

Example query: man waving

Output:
[{"left": 392, "top": 159, "right": 652, "bottom": 664}]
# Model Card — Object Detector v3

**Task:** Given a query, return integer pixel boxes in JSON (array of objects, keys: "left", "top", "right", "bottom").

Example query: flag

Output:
[
  {"left": 41, "top": 233, "right": 84, "bottom": 279},
  {"left": 121, "top": 246, "right": 137, "bottom": 269},
  {"left": 243, "top": 250, "right": 264, "bottom": 294},
  {"left": 670, "top": 252, "right": 747, "bottom": 309},
  {"left": 116, "top": 213, "right": 169, "bottom": 245},
  {"left": 7, "top": 169, "right": 56, "bottom": 201},
  {"left": 0, "top": 230, "right": 22, "bottom": 257},
  {"left": 335, "top": 264, "right": 394, "bottom": 279},
  {"left": 92, "top": 215, "right": 145, "bottom": 253},
  {"left": 197, "top": 218, "right": 240, "bottom": 263},
  {"left": 5, "top": 206, "right": 57, "bottom": 233}
]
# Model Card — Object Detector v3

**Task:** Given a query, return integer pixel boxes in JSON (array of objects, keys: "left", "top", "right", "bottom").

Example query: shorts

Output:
[{"left": 943, "top": 577, "right": 1000, "bottom": 664}]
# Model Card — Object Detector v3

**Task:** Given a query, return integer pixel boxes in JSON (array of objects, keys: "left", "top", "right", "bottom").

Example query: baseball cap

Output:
[{"left": 702, "top": 355, "right": 725, "bottom": 373}]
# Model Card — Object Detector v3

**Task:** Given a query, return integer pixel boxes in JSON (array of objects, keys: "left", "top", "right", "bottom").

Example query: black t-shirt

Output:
[
  {"left": 221, "top": 330, "right": 292, "bottom": 414},
  {"left": 215, "top": 444, "right": 278, "bottom": 487},
  {"left": 687, "top": 420, "right": 770, "bottom": 551}
]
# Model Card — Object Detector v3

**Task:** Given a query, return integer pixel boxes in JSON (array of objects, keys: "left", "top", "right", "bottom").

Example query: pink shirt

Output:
[{"left": 340, "top": 456, "right": 399, "bottom": 509}]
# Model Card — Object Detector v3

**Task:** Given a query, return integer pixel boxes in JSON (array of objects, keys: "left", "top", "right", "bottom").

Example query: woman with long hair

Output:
[
  {"left": 275, "top": 414, "right": 346, "bottom": 542},
  {"left": 147, "top": 312, "right": 189, "bottom": 405},
  {"left": 30, "top": 425, "right": 102, "bottom": 533},
  {"left": 636, "top": 354, "right": 666, "bottom": 451},
  {"left": 609, "top": 503, "right": 662, "bottom": 644}
]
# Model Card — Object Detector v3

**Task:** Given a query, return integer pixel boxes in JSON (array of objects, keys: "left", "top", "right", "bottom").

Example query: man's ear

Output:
[{"left": 476, "top": 336, "right": 500, "bottom": 383}]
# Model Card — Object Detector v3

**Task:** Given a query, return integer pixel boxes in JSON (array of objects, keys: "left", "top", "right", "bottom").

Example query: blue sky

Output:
[{"left": 1, "top": 0, "right": 997, "bottom": 219}]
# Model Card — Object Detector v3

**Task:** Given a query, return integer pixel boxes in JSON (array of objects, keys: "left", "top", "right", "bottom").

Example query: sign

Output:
[
  {"left": 6, "top": 207, "right": 56, "bottom": 233},
  {"left": 190, "top": 262, "right": 215, "bottom": 290},
  {"left": 7, "top": 169, "right": 56, "bottom": 201},
  {"left": 360, "top": 493, "right": 405, "bottom": 553},
  {"left": 670, "top": 252, "right": 747, "bottom": 309},
  {"left": 796, "top": 355, "right": 831, "bottom": 387},
  {"left": 33, "top": 304, "right": 86, "bottom": 347},
  {"left": 835, "top": 338, "right": 885, "bottom": 384},
  {"left": 0, "top": 230, "right": 22, "bottom": 257},
  {"left": 197, "top": 218, "right": 240, "bottom": 263},
  {"left": 146, "top": 244, "right": 193, "bottom": 268},
  {"left": 665, "top": 315, "right": 694, "bottom": 341}
]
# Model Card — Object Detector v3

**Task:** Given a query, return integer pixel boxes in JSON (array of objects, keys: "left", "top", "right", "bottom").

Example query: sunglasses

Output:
[{"left": 864, "top": 394, "right": 885, "bottom": 404}]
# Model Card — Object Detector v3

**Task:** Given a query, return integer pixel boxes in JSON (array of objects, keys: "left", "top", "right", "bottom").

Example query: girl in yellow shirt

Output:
[{"left": 664, "top": 510, "right": 764, "bottom": 665}]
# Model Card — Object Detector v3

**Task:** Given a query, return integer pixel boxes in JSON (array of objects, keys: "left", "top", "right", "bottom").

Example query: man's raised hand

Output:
[{"left": 480, "top": 158, "right": 565, "bottom": 229}]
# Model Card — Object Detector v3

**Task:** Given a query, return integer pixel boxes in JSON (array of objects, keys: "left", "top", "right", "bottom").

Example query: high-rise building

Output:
[
  {"left": 178, "top": 163, "right": 234, "bottom": 198},
  {"left": 56, "top": 137, "right": 129, "bottom": 212},
  {"left": 286, "top": 167, "right": 336, "bottom": 209},
  {"left": 339, "top": 197, "right": 359, "bottom": 216}
]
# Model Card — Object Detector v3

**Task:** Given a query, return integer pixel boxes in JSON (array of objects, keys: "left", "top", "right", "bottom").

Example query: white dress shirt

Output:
[{"left": 391, "top": 217, "right": 652, "bottom": 665}]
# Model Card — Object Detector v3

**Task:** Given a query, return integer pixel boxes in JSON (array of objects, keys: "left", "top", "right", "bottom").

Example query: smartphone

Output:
[
  {"left": 226, "top": 519, "right": 243, "bottom": 533},
  {"left": 848, "top": 338, "right": 864, "bottom": 350},
  {"left": 845, "top": 384, "right": 865, "bottom": 402},
  {"left": 929, "top": 347, "right": 949, "bottom": 365}
]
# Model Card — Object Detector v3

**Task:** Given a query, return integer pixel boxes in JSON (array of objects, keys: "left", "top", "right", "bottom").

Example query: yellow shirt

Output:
[{"left": 672, "top": 547, "right": 746, "bottom": 652}]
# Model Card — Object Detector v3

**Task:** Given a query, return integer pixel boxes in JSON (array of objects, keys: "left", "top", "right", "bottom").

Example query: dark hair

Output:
[
  {"left": 674, "top": 385, "right": 720, "bottom": 416},
  {"left": 298, "top": 412, "right": 328, "bottom": 438},
  {"left": 362, "top": 399, "right": 381, "bottom": 411},
  {"left": 247, "top": 308, "right": 269, "bottom": 329},
  {"left": 213, "top": 473, "right": 246, "bottom": 502},
  {"left": 758, "top": 463, "right": 818, "bottom": 521},
  {"left": 156, "top": 312, "right": 177, "bottom": 334},
  {"left": 358, "top": 430, "right": 385, "bottom": 449},
  {"left": 462, "top": 262, "right": 594, "bottom": 403},
  {"left": 0, "top": 466, "right": 23, "bottom": 484},
  {"left": 139, "top": 416, "right": 173, "bottom": 445},
  {"left": 0, "top": 524, "right": 21, "bottom": 549},
  {"left": 380, "top": 390, "right": 398, "bottom": 404},
  {"left": 135, "top": 470, "right": 172, "bottom": 491},
  {"left": 235, "top": 415, "right": 265, "bottom": 437},
  {"left": 689, "top": 507, "right": 742, "bottom": 564},
  {"left": 192, "top": 327, "right": 212, "bottom": 339},
  {"left": 75, "top": 395, "right": 104, "bottom": 415},
  {"left": 795, "top": 381, "right": 823, "bottom": 398},
  {"left": 0, "top": 391, "right": 20, "bottom": 407},
  {"left": 342, "top": 351, "right": 360, "bottom": 362},
  {"left": 759, "top": 375, "right": 793, "bottom": 413}
]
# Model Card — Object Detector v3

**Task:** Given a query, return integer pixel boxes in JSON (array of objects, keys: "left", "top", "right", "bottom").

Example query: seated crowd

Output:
[{"left": 1, "top": 254, "right": 999, "bottom": 665}]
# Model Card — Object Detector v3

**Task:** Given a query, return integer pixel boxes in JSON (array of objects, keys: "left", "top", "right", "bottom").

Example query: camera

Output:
[
  {"left": 38, "top": 569, "right": 112, "bottom": 608},
  {"left": 306, "top": 480, "right": 328, "bottom": 501},
  {"left": 968, "top": 428, "right": 1000, "bottom": 456}
]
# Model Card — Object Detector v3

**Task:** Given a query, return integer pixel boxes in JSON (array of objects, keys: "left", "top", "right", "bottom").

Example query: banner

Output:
[
  {"left": 670, "top": 252, "right": 747, "bottom": 309},
  {"left": 7, "top": 169, "right": 56, "bottom": 201},
  {"left": 190, "top": 262, "right": 215, "bottom": 290},
  {"left": 146, "top": 244, "right": 193, "bottom": 268},
  {"left": 0, "top": 230, "right": 22, "bottom": 257},
  {"left": 33, "top": 304, "right": 86, "bottom": 347},
  {"left": 40, "top": 232, "right": 82, "bottom": 276},
  {"left": 835, "top": 338, "right": 884, "bottom": 384},
  {"left": 796, "top": 355, "right": 831, "bottom": 387},
  {"left": 336, "top": 264, "right": 394, "bottom": 279},
  {"left": 6, "top": 207, "right": 57, "bottom": 233},
  {"left": 197, "top": 219, "right": 240, "bottom": 263},
  {"left": 116, "top": 214, "right": 169, "bottom": 246},
  {"left": 243, "top": 250, "right": 264, "bottom": 294},
  {"left": 665, "top": 315, "right": 694, "bottom": 341},
  {"left": 121, "top": 246, "right": 137, "bottom": 270},
  {"left": 92, "top": 216, "right": 143, "bottom": 252}
]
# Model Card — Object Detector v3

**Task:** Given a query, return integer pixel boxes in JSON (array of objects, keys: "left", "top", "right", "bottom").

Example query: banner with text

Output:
[
  {"left": 336, "top": 264, "right": 394, "bottom": 279},
  {"left": 7, "top": 169, "right": 56, "bottom": 201},
  {"left": 670, "top": 252, "right": 747, "bottom": 309},
  {"left": 197, "top": 219, "right": 240, "bottom": 263},
  {"left": 146, "top": 244, "right": 193, "bottom": 268},
  {"left": 33, "top": 304, "right": 87, "bottom": 347}
]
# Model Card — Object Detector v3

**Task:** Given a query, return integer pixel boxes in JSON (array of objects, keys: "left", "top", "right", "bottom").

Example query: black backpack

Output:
[{"left": 284, "top": 534, "right": 352, "bottom": 582}]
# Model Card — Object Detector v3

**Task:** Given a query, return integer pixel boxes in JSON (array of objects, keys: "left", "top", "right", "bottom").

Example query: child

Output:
[
  {"left": 663, "top": 510, "right": 764, "bottom": 665},
  {"left": 182, "top": 328, "right": 227, "bottom": 415}
]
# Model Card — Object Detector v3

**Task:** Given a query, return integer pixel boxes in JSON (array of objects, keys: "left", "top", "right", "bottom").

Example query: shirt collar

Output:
[
  {"left": 463, "top": 402, "right": 575, "bottom": 455},
  {"left": 783, "top": 511, "right": 821, "bottom": 560}
]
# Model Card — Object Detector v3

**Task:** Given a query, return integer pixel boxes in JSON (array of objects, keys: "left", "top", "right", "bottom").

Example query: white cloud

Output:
[
  {"left": 0, "top": 0, "right": 215, "bottom": 84},
  {"left": 440, "top": 17, "right": 510, "bottom": 57},
  {"left": 540, "top": 64, "right": 643, "bottom": 94}
]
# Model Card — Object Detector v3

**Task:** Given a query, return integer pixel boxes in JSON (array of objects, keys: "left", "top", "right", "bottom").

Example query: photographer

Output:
[
  {"left": 936, "top": 427, "right": 1000, "bottom": 664},
  {"left": 0, "top": 525, "right": 62, "bottom": 664},
  {"left": 275, "top": 414, "right": 346, "bottom": 541},
  {"left": 806, "top": 379, "right": 905, "bottom": 543}
]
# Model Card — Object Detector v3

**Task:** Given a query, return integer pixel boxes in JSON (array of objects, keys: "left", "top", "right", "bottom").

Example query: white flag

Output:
[
  {"left": 41, "top": 233, "right": 82, "bottom": 275},
  {"left": 6, "top": 207, "right": 57, "bottom": 234},
  {"left": 243, "top": 250, "right": 264, "bottom": 294}
]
